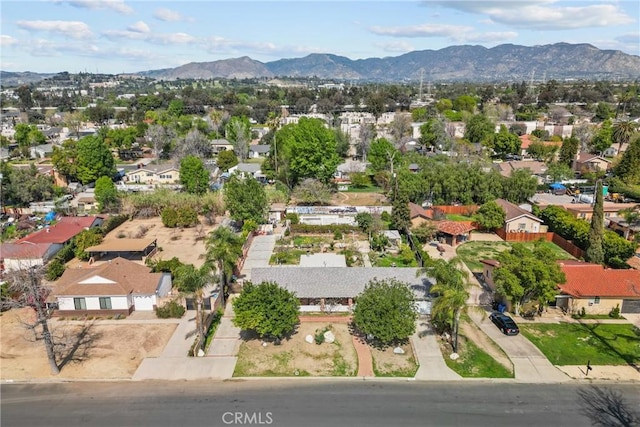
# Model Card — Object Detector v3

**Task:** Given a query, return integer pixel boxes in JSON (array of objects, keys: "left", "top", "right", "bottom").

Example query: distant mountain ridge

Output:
[
  {"left": 3, "top": 43, "right": 639, "bottom": 84},
  {"left": 142, "top": 43, "right": 640, "bottom": 82}
]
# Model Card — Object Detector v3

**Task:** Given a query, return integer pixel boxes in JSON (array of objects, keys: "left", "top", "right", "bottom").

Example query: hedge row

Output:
[{"left": 290, "top": 223, "right": 358, "bottom": 234}]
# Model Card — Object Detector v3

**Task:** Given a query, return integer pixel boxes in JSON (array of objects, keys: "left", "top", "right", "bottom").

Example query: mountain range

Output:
[
  {"left": 139, "top": 43, "right": 640, "bottom": 82},
  {"left": 2, "top": 43, "right": 639, "bottom": 85}
]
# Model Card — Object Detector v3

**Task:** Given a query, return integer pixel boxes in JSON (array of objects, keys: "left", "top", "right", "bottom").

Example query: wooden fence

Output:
[
  {"left": 433, "top": 205, "right": 478, "bottom": 215},
  {"left": 494, "top": 228, "right": 585, "bottom": 259},
  {"left": 551, "top": 233, "right": 585, "bottom": 259},
  {"left": 234, "top": 231, "right": 256, "bottom": 276}
]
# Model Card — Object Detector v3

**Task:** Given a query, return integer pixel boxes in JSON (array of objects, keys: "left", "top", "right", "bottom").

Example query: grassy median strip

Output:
[{"left": 520, "top": 323, "right": 640, "bottom": 366}]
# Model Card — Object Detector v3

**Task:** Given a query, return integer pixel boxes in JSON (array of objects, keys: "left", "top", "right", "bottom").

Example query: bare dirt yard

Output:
[
  {"left": 233, "top": 322, "right": 358, "bottom": 377},
  {"left": 0, "top": 308, "right": 176, "bottom": 380},
  {"left": 370, "top": 341, "right": 418, "bottom": 377},
  {"left": 105, "top": 216, "right": 220, "bottom": 267},
  {"left": 332, "top": 192, "right": 388, "bottom": 206}
]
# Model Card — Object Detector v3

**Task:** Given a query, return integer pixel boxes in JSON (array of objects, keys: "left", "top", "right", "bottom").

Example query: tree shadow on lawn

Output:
[
  {"left": 348, "top": 321, "right": 408, "bottom": 350},
  {"left": 54, "top": 321, "right": 102, "bottom": 371},
  {"left": 238, "top": 325, "right": 299, "bottom": 345},
  {"left": 577, "top": 322, "right": 640, "bottom": 372}
]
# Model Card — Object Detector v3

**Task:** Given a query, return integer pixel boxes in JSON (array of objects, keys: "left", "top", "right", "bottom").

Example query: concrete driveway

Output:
[
  {"left": 240, "top": 234, "right": 278, "bottom": 280},
  {"left": 468, "top": 308, "right": 570, "bottom": 383}
]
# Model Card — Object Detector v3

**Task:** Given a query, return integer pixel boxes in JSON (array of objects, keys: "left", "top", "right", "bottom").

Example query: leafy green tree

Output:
[
  {"left": 349, "top": 172, "right": 370, "bottom": 188},
  {"left": 489, "top": 124, "right": 521, "bottom": 158},
  {"left": 559, "top": 136, "right": 580, "bottom": 166},
  {"left": 161, "top": 207, "right": 179, "bottom": 228},
  {"left": 270, "top": 117, "right": 340, "bottom": 187},
  {"left": 333, "top": 128, "right": 351, "bottom": 158},
  {"left": 353, "top": 278, "right": 417, "bottom": 346},
  {"left": 590, "top": 119, "right": 613, "bottom": 154},
  {"left": 75, "top": 135, "right": 116, "bottom": 185},
  {"left": 368, "top": 138, "right": 400, "bottom": 173},
  {"left": 494, "top": 243, "right": 566, "bottom": 316},
  {"left": 106, "top": 127, "right": 138, "bottom": 149},
  {"left": 546, "top": 162, "right": 574, "bottom": 183},
  {"left": 205, "top": 225, "right": 244, "bottom": 306},
  {"left": 453, "top": 95, "right": 477, "bottom": 113},
  {"left": 614, "top": 133, "right": 640, "bottom": 184},
  {"left": 291, "top": 178, "right": 332, "bottom": 205},
  {"left": 51, "top": 140, "right": 78, "bottom": 182},
  {"left": 473, "top": 201, "right": 506, "bottom": 230},
  {"left": 232, "top": 281, "right": 300, "bottom": 341},
  {"left": 225, "top": 116, "right": 251, "bottom": 160},
  {"left": 410, "top": 221, "right": 437, "bottom": 244},
  {"left": 180, "top": 155, "right": 210, "bottom": 195},
  {"left": 217, "top": 150, "right": 239, "bottom": 171},
  {"left": 593, "top": 102, "right": 613, "bottom": 122},
  {"left": 355, "top": 212, "right": 373, "bottom": 233},
  {"left": 465, "top": 114, "right": 495, "bottom": 145},
  {"left": 370, "top": 232, "right": 389, "bottom": 252},
  {"left": 74, "top": 228, "right": 104, "bottom": 261},
  {"left": 94, "top": 176, "right": 119, "bottom": 213},
  {"left": 174, "top": 264, "right": 215, "bottom": 349},
  {"left": 223, "top": 175, "right": 268, "bottom": 224},
  {"left": 585, "top": 181, "right": 605, "bottom": 264},
  {"left": 0, "top": 163, "right": 55, "bottom": 207},
  {"left": 420, "top": 257, "right": 468, "bottom": 352},
  {"left": 419, "top": 118, "right": 448, "bottom": 150},
  {"left": 501, "top": 169, "right": 537, "bottom": 204}
]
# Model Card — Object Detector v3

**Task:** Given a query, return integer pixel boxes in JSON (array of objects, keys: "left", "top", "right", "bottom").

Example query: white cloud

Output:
[
  {"left": 153, "top": 7, "right": 193, "bottom": 22},
  {"left": 102, "top": 28, "right": 195, "bottom": 45},
  {"left": 375, "top": 41, "right": 415, "bottom": 53},
  {"left": 0, "top": 35, "right": 18, "bottom": 46},
  {"left": 370, "top": 23, "right": 473, "bottom": 38},
  {"left": 424, "top": 0, "right": 634, "bottom": 30},
  {"left": 457, "top": 31, "right": 518, "bottom": 43},
  {"left": 17, "top": 20, "right": 93, "bottom": 39},
  {"left": 128, "top": 21, "right": 150, "bottom": 33},
  {"left": 53, "top": 0, "right": 133, "bottom": 15}
]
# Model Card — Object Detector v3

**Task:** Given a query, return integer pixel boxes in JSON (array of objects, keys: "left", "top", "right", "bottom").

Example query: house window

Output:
[
  {"left": 518, "top": 223, "right": 526, "bottom": 230},
  {"left": 589, "top": 296, "right": 601, "bottom": 305},
  {"left": 99, "top": 297, "right": 112, "bottom": 310},
  {"left": 146, "top": 172, "right": 153, "bottom": 177},
  {"left": 74, "top": 297, "right": 86, "bottom": 310}
]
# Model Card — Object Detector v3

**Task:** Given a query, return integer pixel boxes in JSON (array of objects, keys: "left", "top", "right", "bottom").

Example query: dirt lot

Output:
[
  {"left": 332, "top": 192, "right": 388, "bottom": 206},
  {"left": 0, "top": 308, "right": 176, "bottom": 380},
  {"left": 233, "top": 322, "right": 358, "bottom": 377},
  {"left": 106, "top": 216, "right": 219, "bottom": 267},
  {"left": 370, "top": 342, "right": 418, "bottom": 376}
]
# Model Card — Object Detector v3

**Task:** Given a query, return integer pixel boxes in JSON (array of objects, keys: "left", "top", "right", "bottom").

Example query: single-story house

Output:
[
  {"left": 409, "top": 203, "right": 434, "bottom": 228},
  {"left": 51, "top": 257, "right": 172, "bottom": 316},
  {"left": 574, "top": 153, "right": 611, "bottom": 173},
  {"left": 125, "top": 164, "right": 179, "bottom": 185},
  {"left": 0, "top": 242, "right": 59, "bottom": 272},
  {"left": 607, "top": 216, "right": 640, "bottom": 241},
  {"left": 17, "top": 216, "right": 103, "bottom": 246},
  {"left": 436, "top": 221, "right": 474, "bottom": 247},
  {"left": 251, "top": 266, "right": 431, "bottom": 314},
  {"left": 603, "top": 143, "right": 629, "bottom": 158},
  {"left": 564, "top": 202, "right": 639, "bottom": 221},
  {"left": 85, "top": 238, "right": 158, "bottom": 262},
  {"left": 494, "top": 198, "right": 544, "bottom": 234},
  {"left": 30, "top": 143, "right": 54, "bottom": 159},
  {"left": 495, "top": 160, "right": 548, "bottom": 183},
  {"left": 211, "top": 139, "right": 234, "bottom": 154},
  {"left": 228, "top": 163, "right": 262, "bottom": 179},
  {"left": 555, "top": 260, "right": 640, "bottom": 314},
  {"left": 268, "top": 203, "right": 287, "bottom": 223},
  {"left": 248, "top": 144, "right": 271, "bottom": 158}
]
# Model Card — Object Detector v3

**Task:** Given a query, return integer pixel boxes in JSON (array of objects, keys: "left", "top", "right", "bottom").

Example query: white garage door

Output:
[{"left": 134, "top": 295, "right": 154, "bottom": 311}]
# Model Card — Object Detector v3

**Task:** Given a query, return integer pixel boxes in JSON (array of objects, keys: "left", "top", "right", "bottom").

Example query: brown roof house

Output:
[
  {"left": 52, "top": 257, "right": 172, "bottom": 316},
  {"left": 495, "top": 199, "right": 544, "bottom": 234},
  {"left": 574, "top": 153, "right": 611, "bottom": 174}
]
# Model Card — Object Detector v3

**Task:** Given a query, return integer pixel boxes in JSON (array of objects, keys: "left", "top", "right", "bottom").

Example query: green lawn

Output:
[
  {"left": 520, "top": 323, "right": 640, "bottom": 366},
  {"left": 443, "top": 334, "right": 514, "bottom": 378},
  {"left": 342, "top": 184, "right": 383, "bottom": 193},
  {"left": 445, "top": 214, "right": 474, "bottom": 221},
  {"left": 456, "top": 240, "right": 575, "bottom": 272},
  {"left": 269, "top": 248, "right": 310, "bottom": 265},
  {"left": 369, "top": 252, "right": 418, "bottom": 267}
]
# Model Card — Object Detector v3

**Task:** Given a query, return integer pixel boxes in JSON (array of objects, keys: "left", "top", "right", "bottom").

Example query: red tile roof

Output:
[
  {"left": 0, "top": 242, "right": 53, "bottom": 259},
  {"left": 437, "top": 221, "right": 475, "bottom": 236},
  {"left": 558, "top": 261, "right": 640, "bottom": 298},
  {"left": 54, "top": 257, "right": 162, "bottom": 297},
  {"left": 17, "top": 216, "right": 101, "bottom": 245}
]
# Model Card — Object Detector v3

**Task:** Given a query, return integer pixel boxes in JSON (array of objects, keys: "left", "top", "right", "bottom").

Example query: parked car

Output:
[{"left": 489, "top": 312, "right": 520, "bottom": 336}]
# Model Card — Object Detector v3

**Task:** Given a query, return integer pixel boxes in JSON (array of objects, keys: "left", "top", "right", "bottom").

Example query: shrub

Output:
[
  {"left": 45, "top": 259, "right": 66, "bottom": 281},
  {"left": 381, "top": 211, "right": 391, "bottom": 222},
  {"left": 102, "top": 214, "right": 129, "bottom": 235},
  {"left": 176, "top": 206, "right": 199, "bottom": 227},
  {"left": 155, "top": 300, "right": 186, "bottom": 319},
  {"left": 333, "top": 230, "right": 343, "bottom": 240},
  {"left": 609, "top": 304, "right": 621, "bottom": 319},
  {"left": 135, "top": 225, "right": 150, "bottom": 238},
  {"left": 286, "top": 213, "right": 299, "bottom": 225},
  {"left": 161, "top": 207, "right": 179, "bottom": 228},
  {"left": 290, "top": 223, "right": 358, "bottom": 235}
]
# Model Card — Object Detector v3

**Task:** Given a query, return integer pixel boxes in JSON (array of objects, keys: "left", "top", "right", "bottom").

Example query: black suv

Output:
[{"left": 489, "top": 312, "right": 520, "bottom": 336}]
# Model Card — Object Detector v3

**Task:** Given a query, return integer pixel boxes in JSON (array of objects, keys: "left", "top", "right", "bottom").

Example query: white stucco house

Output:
[{"left": 51, "top": 257, "right": 172, "bottom": 316}]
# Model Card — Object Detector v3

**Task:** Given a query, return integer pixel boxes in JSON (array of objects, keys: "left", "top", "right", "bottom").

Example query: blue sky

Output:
[{"left": 1, "top": 0, "right": 639, "bottom": 74}]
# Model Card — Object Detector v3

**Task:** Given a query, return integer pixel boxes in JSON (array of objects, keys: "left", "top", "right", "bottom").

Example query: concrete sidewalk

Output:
[
  {"left": 412, "top": 319, "right": 462, "bottom": 381},
  {"left": 241, "top": 234, "right": 278, "bottom": 281}
]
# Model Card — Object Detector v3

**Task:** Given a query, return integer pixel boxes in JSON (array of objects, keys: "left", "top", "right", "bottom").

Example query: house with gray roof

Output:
[
  {"left": 248, "top": 144, "right": 271, "bottom": 158},
  {"left": 229, "top": 162, "right": 262, "bottom": 179},
  {"left": 251, "top": 267, "right": 432, "bottom": 313}
]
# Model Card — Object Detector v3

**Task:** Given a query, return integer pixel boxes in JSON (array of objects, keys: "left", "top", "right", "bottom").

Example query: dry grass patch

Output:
[
  {"left": 371, "top": 342, "right": 418, "bottom": 377},
  {"left": 233, "top": 322, "right": 357, "bottom": 377}
]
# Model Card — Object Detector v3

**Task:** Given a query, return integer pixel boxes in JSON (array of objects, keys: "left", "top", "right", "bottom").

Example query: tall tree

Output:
[
  {"left": 291, "top": 178, "right": 333, "bottom": 206},
  {"left": 368, "top": 138, "right": 400, "bottom": 173},
  {"left": 391, "top": 192, "right": 411, "bottom": 231},
  {"left": 205, "top": 226, "right": 244, "bottom": 307},
  {"left": 489, "top": 124, "right": 521, "bottom": 158},
  {"left": 473, "top": 201, "right": 506, "bottom": 230},
  {"left": 353, "top": 278, "right": 417, "bottom": 346},
  {"left": 225, "top": 116, "right": 251, "bottom": 160},
  {"left": 419, "top": 257, "right": 468, "bottom": 352},
  {"left": 223, "top": 175, "right": 268, "bottom": 224},
  {"left": 75, "top": 135, "right": 116, "bottom": 185},
  {"left": 501, "top": 169, "right": 537, "bottom": 204},
  {"left": 174, "top": 264, "right": 215, "bottom": 350},
  {"left": 357, "top": 123, "right": 376, "bottom": 162},
  {"left": 1, "top": 265, "right": 59, "bottom": 374},
  {"left": 180, "top": 155, "right": 210, "bottom": 195},
  {"left": 585, "top": 180, "right": 605, "bottom": 265},
  {"left": 559, "top": 135, "right": 580, "bottom": 166},
  {"left": 51, "top": 139, "right": 78, "bottom": 182},
  {"left": 465, "top": 114, "right": 495, "bottom": 145},
  {"left": 589, "top": 119, "right": 613, "bottom": 154},
  {"left": 612, "top": 120, "right": 638, "bottom": 155},
  {"left": 614, "top": 133, "right": 640, "bottom": 184},
  {"left": 94, "top": 176, "right": 119, "bottom": 213}
]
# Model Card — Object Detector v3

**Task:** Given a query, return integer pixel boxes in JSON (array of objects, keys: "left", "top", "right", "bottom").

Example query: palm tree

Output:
[
  {"left": 612, "top": 121, "right": 638, "bottom": 156},
  {"left": 206, "top": 226, "right": 244, "bottom": 307},
  {"left": 418, "top": 257, "right": 469, "bottom": 352},
  {"left": 174, "top": 264, "right": 216, "bottom": 350}
]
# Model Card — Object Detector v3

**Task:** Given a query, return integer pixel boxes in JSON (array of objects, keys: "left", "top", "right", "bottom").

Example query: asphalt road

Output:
[{"left": 2, "top": 380, "right": 639, "bottom": 427}]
